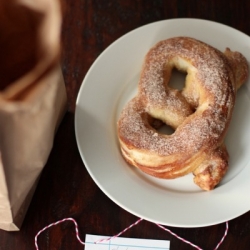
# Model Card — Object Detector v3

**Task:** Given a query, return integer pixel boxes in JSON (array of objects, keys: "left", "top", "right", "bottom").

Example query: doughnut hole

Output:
[
  {"left": 148, "top": 116, "right": 175, "bottom": 135},
  {"left": 168, "top": 67, "right": 187, "bottom": 91},
  {"left": 156, "top": 122, "right": 175, "bottom": 135}
]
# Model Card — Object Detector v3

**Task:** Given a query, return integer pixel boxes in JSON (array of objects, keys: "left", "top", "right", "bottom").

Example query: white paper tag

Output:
[{"left": 85, "top": 234, "right": 170, "bottom": 249}]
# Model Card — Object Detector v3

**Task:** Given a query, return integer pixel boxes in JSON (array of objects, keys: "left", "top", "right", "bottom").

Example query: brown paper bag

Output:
[{"left": 0, "top": 0, "right": 67, "bottom": 231}]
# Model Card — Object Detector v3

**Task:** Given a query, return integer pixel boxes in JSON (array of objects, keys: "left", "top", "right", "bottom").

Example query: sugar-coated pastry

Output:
[{"left": 117, "top": 37, "right": 248, "bottom": 191}]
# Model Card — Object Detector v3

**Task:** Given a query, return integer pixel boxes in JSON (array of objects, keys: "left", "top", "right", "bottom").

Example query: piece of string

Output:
[{"left": 35, "top": 217, "right": 229, "bottom": 250}]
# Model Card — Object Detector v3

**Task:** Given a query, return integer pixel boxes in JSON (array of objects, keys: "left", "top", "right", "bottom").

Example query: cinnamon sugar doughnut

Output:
[{"left": 117, "top": 37, "right": 248, "bottom": 191}]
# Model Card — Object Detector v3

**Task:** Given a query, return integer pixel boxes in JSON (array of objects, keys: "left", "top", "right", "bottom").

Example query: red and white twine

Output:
[{"left": 35, "top": 217, "right": 229, "bottom": 250}]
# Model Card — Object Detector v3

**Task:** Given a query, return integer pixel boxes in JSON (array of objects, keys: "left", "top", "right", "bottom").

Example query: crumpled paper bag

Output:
[{"left": 0, "top": 0, "right": 67, "bottom": 231}]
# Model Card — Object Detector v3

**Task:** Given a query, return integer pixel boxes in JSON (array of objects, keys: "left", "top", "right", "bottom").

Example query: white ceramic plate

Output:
[{"left": 75, "top": 18, "right": 250, "bottom": 227}]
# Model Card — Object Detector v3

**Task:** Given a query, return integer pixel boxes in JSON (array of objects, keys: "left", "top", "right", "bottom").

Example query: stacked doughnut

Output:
[{"left": 117, "top": 37, "right": 248, "bottom": 191}]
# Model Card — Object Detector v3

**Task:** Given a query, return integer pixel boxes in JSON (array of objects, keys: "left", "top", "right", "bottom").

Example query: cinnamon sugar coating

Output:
[{"left": 117, "top": 37, "right": 248, "bottom": 190}]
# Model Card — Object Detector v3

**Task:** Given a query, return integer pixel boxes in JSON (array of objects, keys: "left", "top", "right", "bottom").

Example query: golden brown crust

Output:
[
  {"left": 193, "top": 145, "right": 229, "bottom": 191},
  {"left": 117, "top": 37, "right": 248, "bottom": 190}
]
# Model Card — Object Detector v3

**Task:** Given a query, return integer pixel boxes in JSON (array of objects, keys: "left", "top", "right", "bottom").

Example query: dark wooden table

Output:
[{"left": 1, "top": 0, "right": 250, "bottom": 249}]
